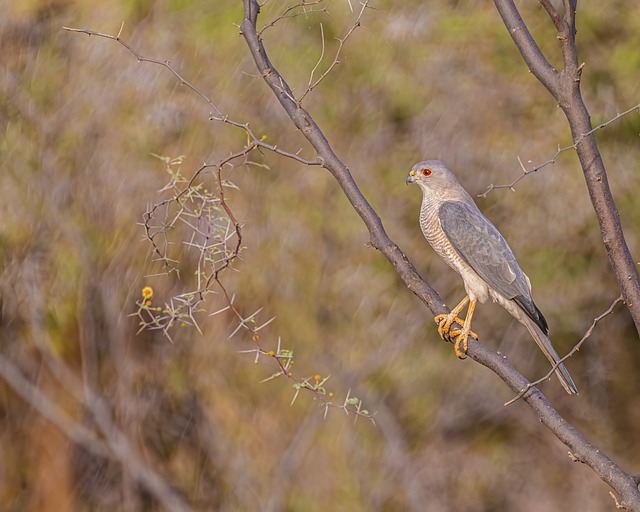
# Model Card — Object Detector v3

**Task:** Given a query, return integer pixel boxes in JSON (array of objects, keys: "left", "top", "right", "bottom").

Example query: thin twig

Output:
[
  {"left": 258, "top": 0, "right": 327, "bottom": 37},
  {"left": 505, "top": 296, "right": 623, "bottom": 406},
  {"left": 63, "top": 22, "right": 369, "bottom": 417},
  {"left": 298, "top": 0, "right": 369, "bottom": 102},
  {"left": 479, "top": 103, "right": 640, "bottom": 197},
  {"left": 63, "top": 26, "right": 321, "bottom": 166}
]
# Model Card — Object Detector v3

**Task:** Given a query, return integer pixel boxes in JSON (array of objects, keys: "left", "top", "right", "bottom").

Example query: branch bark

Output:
[
  {"left": 240, "top": 0, "right": 640, "bottom": 509},
  {"left": 494, "top": 0, "right": 640, "bottom": 337}
]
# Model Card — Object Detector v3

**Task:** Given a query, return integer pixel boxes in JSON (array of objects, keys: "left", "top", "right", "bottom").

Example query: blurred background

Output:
[{"left": 1, "top": 0, "right": 639, "bottom": 510}]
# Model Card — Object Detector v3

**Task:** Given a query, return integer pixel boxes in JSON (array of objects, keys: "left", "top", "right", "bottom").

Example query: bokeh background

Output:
[{"left": 1, "top": 0, "right": 639, "bottom": 510}]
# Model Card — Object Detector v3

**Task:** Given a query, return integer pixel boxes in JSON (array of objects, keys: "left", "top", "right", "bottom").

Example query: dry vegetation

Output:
[{"left": 0, "top": 0, "right": 639, "bottom": 510}]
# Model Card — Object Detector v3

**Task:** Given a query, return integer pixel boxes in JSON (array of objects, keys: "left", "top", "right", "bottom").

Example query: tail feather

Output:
[{"left": 520, "top": 315, "right": 578, "bottom": 395}]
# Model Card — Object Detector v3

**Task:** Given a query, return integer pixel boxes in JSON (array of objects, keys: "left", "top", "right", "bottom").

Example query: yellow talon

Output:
[
  {"left": 434, "top": 296, "right": 478, "bottom": 358},
  {"left": 453, "top": 336, "right": 467, "bottom": 359},
  {"left": 434, "top": 314, "right": 447, "bottom": 326},
  {"left": 449, "top": 329, "right": 478, "bottom": 340},
  {"left": 451, "top": 329, "right": 478, "bottom": 359},
  {"left": 434, "top": 313, "right": 466, "bottom": 339}
]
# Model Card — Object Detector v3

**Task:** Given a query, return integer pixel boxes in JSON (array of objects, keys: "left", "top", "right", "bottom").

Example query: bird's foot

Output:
[
  {"left": 434, "top": 297, "right": 477, "bottom": 358},
  {"left": 434, "top": 313, "right": 466, "bottom": 341},
  {"left": 449, "top": 328, "right": 478, "bottom": 359}
]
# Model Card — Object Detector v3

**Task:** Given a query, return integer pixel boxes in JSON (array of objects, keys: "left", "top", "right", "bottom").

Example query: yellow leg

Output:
[
  {"left": 434, "top": 296, "right": 470, "bottom": 340},
  {"left": 450, "top": 299, "right": 478, "bottom": 358}
]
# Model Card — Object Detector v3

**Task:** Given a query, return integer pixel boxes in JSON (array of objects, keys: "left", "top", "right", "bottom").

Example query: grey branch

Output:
[{"left": 492, "top": 0, "right": 640, "bottom": 338}]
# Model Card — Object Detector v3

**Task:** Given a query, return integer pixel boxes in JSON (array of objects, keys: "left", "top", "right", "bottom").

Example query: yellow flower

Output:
[
  {"left": 314, "top": 374, "right": 321, "bottom": 381},
  {"left": 142, "top": 286, "right": 153, "bottom": 299},
  {"left": 146, "top": 300, "right": 152, "bottom": 307}
]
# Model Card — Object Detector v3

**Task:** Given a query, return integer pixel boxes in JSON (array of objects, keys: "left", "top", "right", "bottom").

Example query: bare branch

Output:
[
  {"left": 240, "top": 0, "right": 446, "bottom": 317},
  {"left": 494, "top": 0, "right": 640, "bottom": 334},
  {"left": 299, "top": 0, "right": 369, "bottom": 102},
  {"left": 63, "top": 26, "right": 223, "bottom": 119},
  {"left": 562, "top": 0, "right": 577, "bottom": 38},
  {"left": 258, "top": 0, "right": 327, "bottom": 37},
  {"left": 505, "top": 296, "right": 623, "bottom": 406},
  {"left": 539, "top": 0, "right": 563, "bottom": 32},
  {"left": 305, "top": 22, "right": 327, "bottom": 94},
  {"left": 478, "top": 102, "right": 640, "bottom": 197},
  {"left": 62, "top": 26, "right": 321, "bottom": 167}
]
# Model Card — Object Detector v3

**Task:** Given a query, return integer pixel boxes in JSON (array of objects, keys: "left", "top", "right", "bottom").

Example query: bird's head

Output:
[{"left": 406, "top": 160, "right": 468, "bottom": 201}]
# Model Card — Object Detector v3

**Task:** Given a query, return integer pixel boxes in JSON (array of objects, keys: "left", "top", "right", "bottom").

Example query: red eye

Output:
[{"left": 422, "top": 168, "right": 432, "bottom": 177}]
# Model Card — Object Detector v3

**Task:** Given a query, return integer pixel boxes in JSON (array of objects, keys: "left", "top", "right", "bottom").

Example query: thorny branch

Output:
[
  {"left": 258, "top": 0, "right": 328, "bottom": 37},
  {"left": 64, "top": 24, "right": 372, "bottom": 421},
  {"left": 62, "top": 25, "right": 321, "bottom": 167},
  {"left": 298, "top": 0, "right": 369, "bottom": 102},
  {"left": 479, "top": 103, "right": 640, "bottom": 197},
  {"left": 504, "top": 296, "right": 623, "bottom": 406}
]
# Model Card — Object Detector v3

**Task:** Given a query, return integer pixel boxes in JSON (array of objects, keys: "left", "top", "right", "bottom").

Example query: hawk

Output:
[{"left": 407, "top": 160, "right": 577, "bottom": 394}]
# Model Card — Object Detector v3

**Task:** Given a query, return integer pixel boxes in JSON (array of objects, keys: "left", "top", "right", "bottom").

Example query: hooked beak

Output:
[{"left": 406, "top": 169, "right": 416, "bottom": 185}]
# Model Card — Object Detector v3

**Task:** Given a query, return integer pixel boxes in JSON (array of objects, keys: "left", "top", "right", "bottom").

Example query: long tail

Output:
[{"left": 520, "top": 315, "right": 578, "bottom": 395}]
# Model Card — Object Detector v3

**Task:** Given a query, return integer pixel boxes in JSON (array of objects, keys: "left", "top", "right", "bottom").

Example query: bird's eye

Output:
[{"left": 422, "top": 168, "right": 432, "bottom": 177}]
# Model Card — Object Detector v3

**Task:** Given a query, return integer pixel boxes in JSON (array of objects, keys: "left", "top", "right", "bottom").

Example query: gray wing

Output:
[{"left": 438, "top": 200, "right": 531, "bottom": 301}]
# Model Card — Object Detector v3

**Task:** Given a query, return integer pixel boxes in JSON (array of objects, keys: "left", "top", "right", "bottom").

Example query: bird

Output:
[{"left": 406, "top": 160, "right": 578, "bottom": 394}]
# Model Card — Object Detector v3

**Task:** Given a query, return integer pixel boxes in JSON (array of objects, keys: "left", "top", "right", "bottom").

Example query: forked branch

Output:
[{"left": 493, "top": 0, "right": 640, "bottom": 337}]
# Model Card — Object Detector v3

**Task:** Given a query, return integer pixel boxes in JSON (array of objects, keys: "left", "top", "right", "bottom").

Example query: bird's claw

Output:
[
  {"left": 449, "top": 328, "right": 478, "bottom": 359},
  {"left": 434, "top": 313, "right": 466, "bottom": 341},
  {"left": 434, "top": 297, "right": 477, "bottom": 358}
]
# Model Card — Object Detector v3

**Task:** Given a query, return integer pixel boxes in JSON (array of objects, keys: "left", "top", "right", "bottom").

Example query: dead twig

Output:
[
  {"left": 479, "top": 103, "right": 640, "bottom": 197},
  {"left": 505, "top": 296, "right": 622, "bottom": 406}
]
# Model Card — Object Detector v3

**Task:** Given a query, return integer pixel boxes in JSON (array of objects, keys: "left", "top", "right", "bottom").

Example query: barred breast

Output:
[
  {"left": 419, "top": 198, "right": 467, "bottom": 273},
  {"left": 419, "top": 197, "right": 490, "bottom": 303}
]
